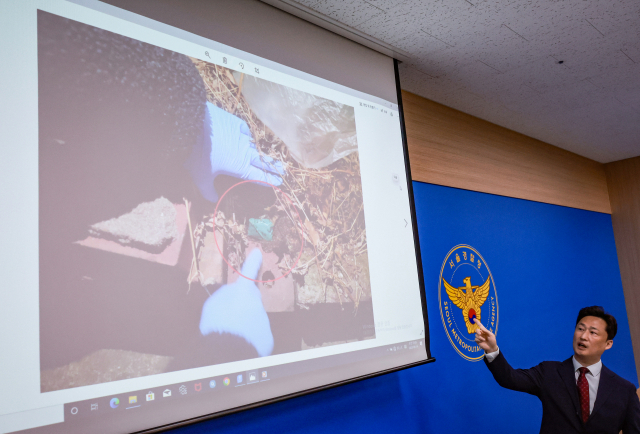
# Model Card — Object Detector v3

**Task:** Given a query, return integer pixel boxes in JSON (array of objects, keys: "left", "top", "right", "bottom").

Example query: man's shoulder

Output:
[
  {"left": 534, "top": 357, "right": 571, "bottom": 370},
  {"left": 603, "top": 364, "right": 637, "bottom": 391},
  {"left": 535, "top": 359, "right": 637, "bottom": 391},
  {"left": 537, "top": 360, "right": 565, "bottom": 366},
  {"left": 491, "top": 352, "right": 569, "bottom": 371}
]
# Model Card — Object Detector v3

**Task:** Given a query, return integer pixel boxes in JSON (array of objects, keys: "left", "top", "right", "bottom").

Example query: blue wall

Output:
[{"left": 171, "top": 182, "right": 637, "bottom": 434}]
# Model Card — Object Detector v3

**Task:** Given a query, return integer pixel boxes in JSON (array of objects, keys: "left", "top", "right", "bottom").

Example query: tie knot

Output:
[{"left": 578, "top": 367, "right": 590, "bottom": 376}]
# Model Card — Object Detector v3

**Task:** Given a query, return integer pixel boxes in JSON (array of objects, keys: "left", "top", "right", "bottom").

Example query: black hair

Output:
[{"left": 576, "top": 306, "right": 617, "bottom": 340}]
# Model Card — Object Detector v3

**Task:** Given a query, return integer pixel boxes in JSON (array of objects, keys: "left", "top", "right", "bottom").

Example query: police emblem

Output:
[{"left": 439, "top": 245, "right": 498, "bottom": 361}]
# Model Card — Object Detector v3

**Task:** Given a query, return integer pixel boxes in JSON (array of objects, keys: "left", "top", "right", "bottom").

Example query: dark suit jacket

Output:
[{"left": 485, "top": 352, "right": 640, "bottom": 434}]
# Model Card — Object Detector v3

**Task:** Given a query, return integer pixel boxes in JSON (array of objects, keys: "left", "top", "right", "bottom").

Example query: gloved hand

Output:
[
  {"left": 187, "top": 102, "right": 285, "bottom": 202},
  {"left": 199, "top": 249, "right": 274, "bottom": 357}
]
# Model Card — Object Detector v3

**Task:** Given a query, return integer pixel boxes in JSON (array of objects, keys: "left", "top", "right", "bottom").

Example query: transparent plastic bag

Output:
[{"left": 234, "top": 72, "right": 357, "bottom": 169}]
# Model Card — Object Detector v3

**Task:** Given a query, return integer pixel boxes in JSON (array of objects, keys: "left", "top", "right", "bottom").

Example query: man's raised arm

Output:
[{"left": 475, "top": 320, "right": 543, "bottom": 397}]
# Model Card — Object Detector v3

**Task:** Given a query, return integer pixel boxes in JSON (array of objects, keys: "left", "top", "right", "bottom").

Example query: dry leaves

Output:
[{"left": 189, "top": 59, "right": 370, "bottom": 312}]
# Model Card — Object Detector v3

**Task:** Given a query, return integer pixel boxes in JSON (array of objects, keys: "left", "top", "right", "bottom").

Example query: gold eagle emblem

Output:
[{"left": 442, "top": 276, "right": 491, "bottom": 334}]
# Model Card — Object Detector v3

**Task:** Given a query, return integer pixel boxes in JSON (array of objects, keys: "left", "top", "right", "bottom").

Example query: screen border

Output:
[{"left": 393, "top": 58, "right": 433, "bottom": 362}]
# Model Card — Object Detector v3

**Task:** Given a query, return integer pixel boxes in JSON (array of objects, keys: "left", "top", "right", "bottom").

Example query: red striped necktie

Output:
[{"left": 577, "top": 367, "right": 590, "bottom": 422}]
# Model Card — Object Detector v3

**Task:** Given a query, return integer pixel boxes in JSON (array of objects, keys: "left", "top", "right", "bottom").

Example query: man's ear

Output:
[{"left": 605, "top": 340, "right": 613, "bottom": 351}]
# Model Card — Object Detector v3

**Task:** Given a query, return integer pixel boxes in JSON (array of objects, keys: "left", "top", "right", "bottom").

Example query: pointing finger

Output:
[
  {"left": 475, "top": 320, "right": 488, "bottom": 332},
  {"left": 240, "top": 248, "right": 263, "bottom": 280}
]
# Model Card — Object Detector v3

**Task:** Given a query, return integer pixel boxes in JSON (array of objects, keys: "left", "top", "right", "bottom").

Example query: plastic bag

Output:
[{"left": 234, "top": 72, "right": 357, "bottom": 169}]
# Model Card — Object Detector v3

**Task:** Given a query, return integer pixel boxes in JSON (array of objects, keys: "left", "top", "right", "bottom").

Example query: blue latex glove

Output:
[
  {"left": 187, "top": 102, "right": 285, "bottom": 202},
  {"left": 199, "top": 249, "right": 274, "bottom": 357}
]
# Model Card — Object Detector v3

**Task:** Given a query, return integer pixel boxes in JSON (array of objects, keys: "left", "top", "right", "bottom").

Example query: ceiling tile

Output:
[
  {"left": 362, "top": 0, "right": 406, "bottom": 12},
  {"left": 309, "top": 0, "right": 385, "bottom": 27},
  {"left": 293, "top": 0, "right": 321, "bottom": 9},
  {"left": 288, "top": 0, "right": 640, "bottom": 161},
  {"left": 355, "top": 1, "right": 471, "bottom": 47},
  {"left": 614, "top": 87, "right": 640, "bottom": 114},
  {"left": 586, "top": 61, "right": 640, "bottom": 90}
]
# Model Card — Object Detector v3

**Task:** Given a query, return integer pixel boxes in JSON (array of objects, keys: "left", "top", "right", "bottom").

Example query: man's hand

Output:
[
  {"left": 474, "top": 320, "right": 498, "bottom": 354},
  {"left": 199, "top": 249, "right": 274, "bottom": 357},
  {"left": 188, "top": 102, "right": 285, "bottom": 203}
]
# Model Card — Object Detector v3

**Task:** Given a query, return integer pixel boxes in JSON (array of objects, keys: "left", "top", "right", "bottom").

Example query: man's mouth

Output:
[{"left": 577, "top": 343, "right": 588, "bottom": 350}]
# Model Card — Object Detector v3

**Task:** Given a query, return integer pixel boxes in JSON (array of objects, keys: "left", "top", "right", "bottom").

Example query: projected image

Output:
[{"left": 37, "top": 11, "right": 374, "bottom": 392}]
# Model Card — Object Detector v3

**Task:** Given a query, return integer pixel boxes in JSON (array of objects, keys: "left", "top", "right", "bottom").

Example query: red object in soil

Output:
[{"left": 213, "top": 180, "right": 304, "bottom": 283}]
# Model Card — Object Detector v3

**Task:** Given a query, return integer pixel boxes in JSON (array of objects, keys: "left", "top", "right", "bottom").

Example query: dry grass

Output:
[{"left": 189, "top": 59, "right": 370, "bottom": 311}]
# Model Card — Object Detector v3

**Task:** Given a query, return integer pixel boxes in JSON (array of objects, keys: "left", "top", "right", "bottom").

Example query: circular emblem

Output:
[{"left": 438, "top": 245, "right": 498, "bottom": 361}]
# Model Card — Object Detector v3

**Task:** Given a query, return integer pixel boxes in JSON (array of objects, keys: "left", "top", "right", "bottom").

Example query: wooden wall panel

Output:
[
  {"left": 402, "top": 91, "right": 611, "bottom": 214},
  {"left": 605, "top": 157, "right": 640, "bottom": 376}
]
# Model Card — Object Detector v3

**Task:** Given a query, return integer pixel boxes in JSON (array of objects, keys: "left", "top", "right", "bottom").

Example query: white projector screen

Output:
[{"left": 0, "top": 1, "right": 431, "bottom": 433}]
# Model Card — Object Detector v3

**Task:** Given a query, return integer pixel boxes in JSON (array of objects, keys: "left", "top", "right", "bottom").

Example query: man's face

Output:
[{"left": 573, "top": 316, "right": 613, "bottom": 362}]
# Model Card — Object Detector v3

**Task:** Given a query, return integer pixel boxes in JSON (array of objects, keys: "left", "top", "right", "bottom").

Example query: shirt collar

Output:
[{"left": 572, "top": 356, "right": 603, "bottom": 377}]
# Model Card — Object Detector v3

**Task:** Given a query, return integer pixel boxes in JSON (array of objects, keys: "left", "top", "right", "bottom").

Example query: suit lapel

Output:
[
  {"left": 589, "top": 364, "right": 615, "bottom": 421},
  {"left": 558, "top": 358, "right": 582, "bottom": 424}
]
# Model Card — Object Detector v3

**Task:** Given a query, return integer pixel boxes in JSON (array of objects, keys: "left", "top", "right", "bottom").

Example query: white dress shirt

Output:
[
  {"left": 572, "top": 356, "right": 602, "bottom": 413},
  {"left": 485, "top": 349, "right": 602, "bottom": 413}
]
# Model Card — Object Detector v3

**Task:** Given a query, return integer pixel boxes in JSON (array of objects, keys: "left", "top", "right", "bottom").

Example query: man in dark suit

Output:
[{"left": 475, "top": 306, "right": 640, "bottom": 433}]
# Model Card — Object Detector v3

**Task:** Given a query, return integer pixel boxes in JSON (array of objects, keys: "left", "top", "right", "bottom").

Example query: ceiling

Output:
[{"left": 286, "top": 0, "right": 640, "bottom": 163}]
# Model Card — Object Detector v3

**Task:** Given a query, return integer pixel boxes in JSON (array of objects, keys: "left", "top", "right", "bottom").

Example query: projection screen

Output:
[{"left": 0, "top": 1, "right": 432, "bottom": 432}]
